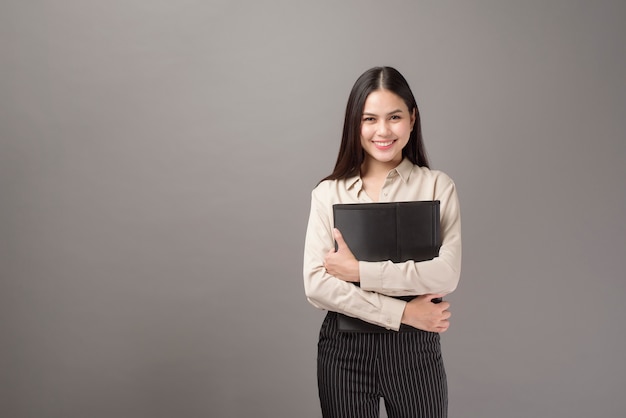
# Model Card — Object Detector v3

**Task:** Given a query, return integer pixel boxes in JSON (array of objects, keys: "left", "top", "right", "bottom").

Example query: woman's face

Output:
[{"left": 360, "top": 89, "right": 415, "bottom": 167}]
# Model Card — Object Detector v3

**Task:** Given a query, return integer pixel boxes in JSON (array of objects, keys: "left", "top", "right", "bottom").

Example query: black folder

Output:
[{"left": 332, "top": 200, "right": 441, "bottom": 332}]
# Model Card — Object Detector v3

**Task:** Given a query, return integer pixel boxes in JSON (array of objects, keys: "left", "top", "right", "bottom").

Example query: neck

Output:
[{"left": 360, "top": 156, "right": 402, "bottom": 179}]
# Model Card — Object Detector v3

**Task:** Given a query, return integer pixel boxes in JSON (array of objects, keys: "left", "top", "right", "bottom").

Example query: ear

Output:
[{"left": 410, "top": 108, "right": 416, "bottom": 131}]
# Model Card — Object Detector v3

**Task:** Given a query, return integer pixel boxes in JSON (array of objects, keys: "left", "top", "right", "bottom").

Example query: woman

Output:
[{"left": 303, "top": 67, "right": 462, "bottom": 417}]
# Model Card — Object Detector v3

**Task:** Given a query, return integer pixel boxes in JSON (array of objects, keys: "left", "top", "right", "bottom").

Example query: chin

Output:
[{"left": 369, "top": 153, "right": 402, "bottom": 164}]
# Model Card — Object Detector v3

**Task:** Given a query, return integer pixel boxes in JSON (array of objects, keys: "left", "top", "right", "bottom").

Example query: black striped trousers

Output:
[{"left": 317, "top": 312, "right": 447, "bottom": 418}]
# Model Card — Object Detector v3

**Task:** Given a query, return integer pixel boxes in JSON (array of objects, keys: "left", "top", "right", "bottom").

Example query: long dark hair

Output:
[{"left": 322, "top": 66, "right": 429, "bottom": 182}]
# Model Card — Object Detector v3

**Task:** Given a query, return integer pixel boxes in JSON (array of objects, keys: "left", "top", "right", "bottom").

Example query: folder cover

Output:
[{"left": 332, "top": 200, "right": 441, "bottom": 332}]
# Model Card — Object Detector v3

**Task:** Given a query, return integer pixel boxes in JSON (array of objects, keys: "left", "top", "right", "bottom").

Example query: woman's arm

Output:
[
  {"left": 303, "top": 185, "right": 407, "bottom": 330},
  {"left": 322, "top": 236, "right": 452, "bottom": 333}
]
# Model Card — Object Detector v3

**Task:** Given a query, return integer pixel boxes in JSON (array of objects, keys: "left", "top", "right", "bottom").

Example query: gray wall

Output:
[{"left": 1, "top": 1, "right": 625, "bottom": 417}]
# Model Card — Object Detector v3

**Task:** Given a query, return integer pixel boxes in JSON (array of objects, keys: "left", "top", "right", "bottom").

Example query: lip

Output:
[{"left": 372, "top": 139, "right": 396, "bottom": 150}]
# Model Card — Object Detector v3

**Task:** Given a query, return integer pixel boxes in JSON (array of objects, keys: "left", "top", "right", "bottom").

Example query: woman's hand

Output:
[
  {"left": 401, "top": 294, "right": 451, "bottom": 333},
  {"left": 323, "top": 228, "right": 360, "bottom": 282}
]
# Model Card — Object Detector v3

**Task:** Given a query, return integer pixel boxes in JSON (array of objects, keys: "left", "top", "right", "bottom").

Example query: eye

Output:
[
  {"left": 362, "top": 117, "right": 375, "bottom": 122},
  {"left": 390, "top": 115, "right": 401, "bottom": 120}
]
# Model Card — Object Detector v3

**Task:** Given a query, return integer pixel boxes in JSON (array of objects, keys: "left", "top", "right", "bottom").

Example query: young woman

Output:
[{"left": 303, "top": 67, "right": 462, "bottom": 418}]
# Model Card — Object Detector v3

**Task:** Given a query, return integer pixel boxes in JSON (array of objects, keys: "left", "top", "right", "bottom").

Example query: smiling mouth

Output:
[{"left": 373, "top": 140, "right": 396, "bottom": 147}]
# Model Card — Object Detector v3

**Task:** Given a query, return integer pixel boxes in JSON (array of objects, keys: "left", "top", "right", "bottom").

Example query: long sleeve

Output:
[{"left": 303, "top": 184, "right": 407, "bottom": 330}]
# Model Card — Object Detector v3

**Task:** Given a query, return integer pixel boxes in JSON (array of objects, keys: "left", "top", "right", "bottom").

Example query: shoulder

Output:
[
  {"left": 310, "top": 178, "right": 340, "bottom": 205},
  {"left": 311, "top": 178, "right": 336, "bottom": 196},
  {"left": 311, "top": 175, "right": 357, "bottom": 198},
  {"left": 410, "top": 165, "right": 456, "bottom": 186}
]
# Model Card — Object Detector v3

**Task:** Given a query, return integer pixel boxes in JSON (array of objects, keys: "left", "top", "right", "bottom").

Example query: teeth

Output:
[{"left": 374, "top": 141, "right": 393, "bottom": 146}]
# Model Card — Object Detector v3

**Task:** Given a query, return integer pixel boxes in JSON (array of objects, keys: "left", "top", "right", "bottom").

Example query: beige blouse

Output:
[{"left": 303, "top": 158, "right": 462, "bottom": 331}]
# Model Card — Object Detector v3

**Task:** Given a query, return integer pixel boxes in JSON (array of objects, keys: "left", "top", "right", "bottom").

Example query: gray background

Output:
[{"left": 1, "top": 1, "right": 625, "bottom": 417}]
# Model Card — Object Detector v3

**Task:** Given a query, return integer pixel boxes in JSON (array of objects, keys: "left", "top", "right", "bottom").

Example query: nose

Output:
[{"left": 376, "top": 120, "right": 391, "bottom": 136}]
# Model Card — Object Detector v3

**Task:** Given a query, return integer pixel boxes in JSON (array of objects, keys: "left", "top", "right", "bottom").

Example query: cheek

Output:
[
  {"left": 360, "top": 125, "right": 373, "bottom": 140},
  {"left": 397, "top": 123, "right": 412, "bottom": 137}
]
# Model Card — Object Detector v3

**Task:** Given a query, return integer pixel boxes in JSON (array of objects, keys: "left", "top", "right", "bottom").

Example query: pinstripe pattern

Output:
[{"left": 318, "top": 312, "right": 447, "bottom": 418}]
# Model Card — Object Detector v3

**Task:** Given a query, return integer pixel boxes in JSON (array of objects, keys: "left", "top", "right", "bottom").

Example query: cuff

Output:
[{"left": 378, "top": 297, "right": 407, "bottom": 331}]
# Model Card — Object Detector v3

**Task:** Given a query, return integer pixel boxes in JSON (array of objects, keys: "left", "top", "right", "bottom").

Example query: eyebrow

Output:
[{"left": 362, "top": 109, "right": 403, "bottom": 116}]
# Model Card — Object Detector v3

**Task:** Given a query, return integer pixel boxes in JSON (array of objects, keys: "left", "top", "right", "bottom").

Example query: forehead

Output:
[{"left": 363, "top": 89, "right": 408, "bottom": 113}]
